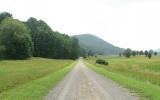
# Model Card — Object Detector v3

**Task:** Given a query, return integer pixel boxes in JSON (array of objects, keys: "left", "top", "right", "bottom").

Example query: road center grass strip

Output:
[
  {"left": 86, "top": 62, "right": 160, "bottom": 100},
  {"left": 0, "top": 61, "right": 76, "bottom": 100}
]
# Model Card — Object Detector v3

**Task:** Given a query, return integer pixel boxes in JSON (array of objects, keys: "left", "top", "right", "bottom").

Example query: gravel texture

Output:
[{"left": 44, "top": 60, "right": 139, "bottom": 100}]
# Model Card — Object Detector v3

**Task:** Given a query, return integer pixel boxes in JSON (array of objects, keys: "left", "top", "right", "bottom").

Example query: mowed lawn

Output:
[
  {"left": 0, "top": 57, "right": 75, "bottom": 100},
  {"left": 86, "top": 56, "right": 160, "bottom": 100}
]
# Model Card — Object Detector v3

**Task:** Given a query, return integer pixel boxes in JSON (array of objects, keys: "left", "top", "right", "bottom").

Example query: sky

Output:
[{"left": 0, "top": 0, "right": 160, "bottom": 50}]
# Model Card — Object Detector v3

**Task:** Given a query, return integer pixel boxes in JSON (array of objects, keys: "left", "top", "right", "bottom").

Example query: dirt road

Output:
[{"left": 44, "top": 60, "right": 139, "bottom": 100}]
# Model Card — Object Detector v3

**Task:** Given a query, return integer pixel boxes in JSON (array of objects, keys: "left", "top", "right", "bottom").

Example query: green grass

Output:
[
  {"left": 0, "top": 57, "right": 75, "bottom": 100},
  {"left": 86, "top": 56, "right": 160, "bottom": 100}
]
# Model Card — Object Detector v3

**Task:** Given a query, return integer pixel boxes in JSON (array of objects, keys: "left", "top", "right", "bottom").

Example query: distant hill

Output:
[
  {"left": 156, "top": 48, "right": 160, "bottom": 52},
  {"left": 75, "top": 34, "right": 124, "bottom": 55}
]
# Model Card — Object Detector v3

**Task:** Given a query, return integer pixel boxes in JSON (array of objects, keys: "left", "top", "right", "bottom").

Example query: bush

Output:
[{"left": 96, "top": 59, "right": 109, "bottom": 65}]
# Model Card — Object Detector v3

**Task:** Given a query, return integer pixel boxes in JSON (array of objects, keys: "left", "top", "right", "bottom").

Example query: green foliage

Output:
[
  {"left": 148, "top": 53, "right": 152, "bottom": 59},
  {"left": 26, "top": 18, "right": 55, "bottom": 57},
  {"left": 139, "top": 50, "right": 144, "bottom": 55},
  {"left": 70, "top": 37, "right": 80, "bottom": 59},
  {"left": 96, "top": 59, "right": 108, "bottom": 65},
  {"left": 34, "top": 32, "right": 56, "bottom": 58},
  {"left": 154, "top": 52, "right": 157, "bottom": 56},
  {"left": 0, "top": 45, "right": 5, "bottom": 59},
  {"left": 144, "top": 50, "right": 148, "bottom": 57},
  {"left": 0, "top": 18, "right": 33, "bottom": 59},
  {"left": 132, "top": 51, "right": 136, "bottom": 56},
  {"left": 123, "top": 48, "right": 132, "bottom": 58},
  {"left": 0, "top": 12, "right": 12, "bottom": 23},
  {"left": 0, "top": 12, "right": 80, "bottom": 60},
  {"left": 26, "top": 18, "right": 80, "bottom": 59}
]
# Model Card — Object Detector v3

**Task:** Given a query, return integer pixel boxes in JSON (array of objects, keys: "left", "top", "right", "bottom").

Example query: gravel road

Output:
[{"left": 44, "top": 60, "right": 139, "bottom": 100}]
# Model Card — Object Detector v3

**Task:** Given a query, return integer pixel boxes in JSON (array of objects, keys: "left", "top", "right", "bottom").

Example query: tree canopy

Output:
[
  {"left": 123, "top": 48, "right": 132, "bottom": 58},
  {"left": 26, "top": 18, "right": 80, "bottom": 59},
  {"left": 0, "top": 18, "right": 33, "bottom": 59},
  {"left": 0, "top": 12, "right": 12, "bottom": 23},
  {"left": 0, "top": 12, "right": 80, "bottom": 60}
]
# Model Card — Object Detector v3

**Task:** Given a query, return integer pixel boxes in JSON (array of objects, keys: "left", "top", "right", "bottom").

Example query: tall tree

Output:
[
  {"left": 0, "top": 12, "right": 81, "bottom": 60},
  {"left": 70, "top": 37, "right": 80, "bottom": 59},
  {"left": 0, "top": 45, "right": 5, "bottom": 59},
  {"left": 0, "top": 18, "right": 33, "bottom": 59},
  {"left": 139, "top": 50, "right": 144, "bottom": 55},
  {"left": 124, "top": 48, "right": 132, "bottom": 58},
  {"left": 132, "top": 51, "right": 136, "bottom": 56},
  {"left": 154, "top": 52, "right": 158, "bottom": 56},
  {"left": 26, "top": 17, "right": 80, "bottom": 59},
  {"left": 26, "top": 18, "right": 57, "bottom": 57},
  {"left": 148, "top": 53, "right": 152, "bottom": 59},
  {"left": 144, "top": 50, "right": 148, "bottom": 57}
]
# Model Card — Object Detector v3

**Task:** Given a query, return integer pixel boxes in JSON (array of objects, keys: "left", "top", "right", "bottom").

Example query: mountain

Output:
[{"left": 75, "top": 34, "right": 124, "bottom": 55}]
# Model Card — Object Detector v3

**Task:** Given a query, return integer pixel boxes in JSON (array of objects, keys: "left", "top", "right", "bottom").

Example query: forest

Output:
[{"left": 0, "top": 12, "right": 80, "bottom": 60}]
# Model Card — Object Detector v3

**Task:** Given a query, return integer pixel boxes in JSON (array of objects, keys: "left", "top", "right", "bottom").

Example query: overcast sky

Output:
[{"left": 0, "top": 0, "right": 160, "bottom": 50}]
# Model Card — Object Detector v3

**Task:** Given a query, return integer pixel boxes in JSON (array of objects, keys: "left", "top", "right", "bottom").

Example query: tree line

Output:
[
  {"left": 0, "top": 12, "right": 80, "bottom": 60},
  {"left": 120, "top": 48, "right": 158, "bottom": 59}
]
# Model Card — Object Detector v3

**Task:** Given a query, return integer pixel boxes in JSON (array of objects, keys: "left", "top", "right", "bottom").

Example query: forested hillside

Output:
[
  {"left": 75, "top": 34, "right": 124, "bottom": 55},
  {"left": 0, "top": 12, "right": 80, "bottom": 59}
]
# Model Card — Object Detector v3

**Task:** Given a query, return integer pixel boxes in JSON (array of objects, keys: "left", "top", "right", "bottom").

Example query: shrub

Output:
[{"left": 96, "top": 59, "right": 109, "bottom": 65}]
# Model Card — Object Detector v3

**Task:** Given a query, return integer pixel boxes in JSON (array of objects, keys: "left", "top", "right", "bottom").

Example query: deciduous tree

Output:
[{"left": 0, "top": 18, "right": 33, "bottom": 59}]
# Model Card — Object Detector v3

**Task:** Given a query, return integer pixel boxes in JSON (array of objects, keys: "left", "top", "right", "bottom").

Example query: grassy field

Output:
[
  {"left": 0, "top": 57, "right": 75, "bottom": 100},
  {"left": 86, "top": 56, "right": 160, "bottom": 100}
]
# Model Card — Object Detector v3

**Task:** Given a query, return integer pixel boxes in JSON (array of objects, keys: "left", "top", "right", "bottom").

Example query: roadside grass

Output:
[
  {"left": 87, "top": 56, "right": 160, "bottom": 86},
  {"left": 86, "top": 56, "right": 160, "bottom": 100},
  {"left": 0, "top": 58, "right": 75, "bottom": 100}
]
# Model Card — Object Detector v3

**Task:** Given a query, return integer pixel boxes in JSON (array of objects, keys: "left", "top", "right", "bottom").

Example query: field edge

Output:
[
  {"left": 85, "top": 61, "right": 160, "bottom": 100},
  {"left": 0, "top": 61, "right": 76, "bottom": 100}
]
